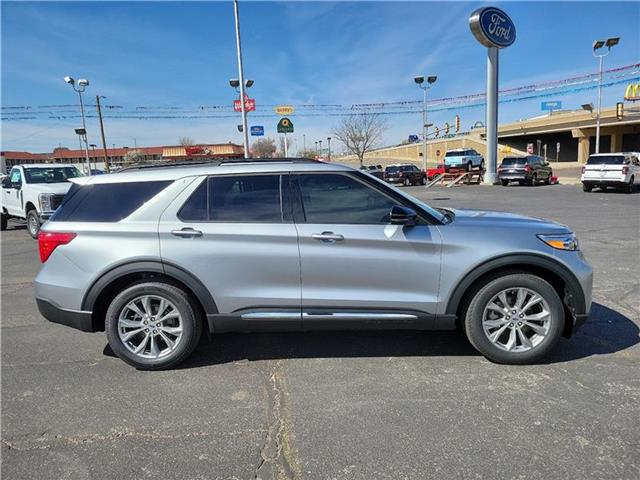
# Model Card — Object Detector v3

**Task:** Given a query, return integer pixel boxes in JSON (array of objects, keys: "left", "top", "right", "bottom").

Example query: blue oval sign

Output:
[{"left": 469, "top": 7, "right": 516, "bottom": 49}]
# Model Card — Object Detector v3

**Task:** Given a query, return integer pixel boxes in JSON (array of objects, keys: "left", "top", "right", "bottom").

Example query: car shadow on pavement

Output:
[{"left": 167, "top": 302, "right": 638, "bottom": 369}]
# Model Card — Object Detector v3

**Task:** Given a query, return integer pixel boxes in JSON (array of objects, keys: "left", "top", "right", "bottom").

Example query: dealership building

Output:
[{"left": 0, "top": 142, "right": 244, "bottom": 173}]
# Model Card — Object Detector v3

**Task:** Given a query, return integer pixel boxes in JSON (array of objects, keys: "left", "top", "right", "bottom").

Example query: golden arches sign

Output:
[{"left": 624, "top": 83, "right": 640, "bottom": 101}]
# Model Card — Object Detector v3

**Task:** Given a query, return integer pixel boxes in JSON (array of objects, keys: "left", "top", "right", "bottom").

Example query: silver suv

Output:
[{"left": 34, "top": 159, "right": 592, "bottom": 369}]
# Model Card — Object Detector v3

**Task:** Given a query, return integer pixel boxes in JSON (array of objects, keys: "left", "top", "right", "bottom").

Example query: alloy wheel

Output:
[
  {"left": 117, "top": 295, "right": 184, "bottom": 359},
  {"left": 481, "top": 287, "right": 551, "bottom": 353}
]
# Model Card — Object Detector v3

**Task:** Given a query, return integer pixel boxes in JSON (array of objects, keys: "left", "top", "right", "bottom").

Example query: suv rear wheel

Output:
[
  {"left": 105, "top": 281, "right": 202, "bottom": 370},
  {"left": 625, "top": 176, "right": 635, "bottom": 193},
  {"left": 582, "top": 183, "right": 592, "bottom": 192},
  {"left": 464, "top": 273, "right": 564, "bottom": 364}
]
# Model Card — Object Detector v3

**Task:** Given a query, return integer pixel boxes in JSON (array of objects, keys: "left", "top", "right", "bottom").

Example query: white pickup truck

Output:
[
  {"left": 1, "top": 164, "right": 84, "bottom": 238},
  {"left": 581, "top": 152, "right": 640, "bottom": 193}
]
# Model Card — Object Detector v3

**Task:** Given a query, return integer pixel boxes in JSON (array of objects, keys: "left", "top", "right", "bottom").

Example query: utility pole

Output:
[
  {"left": 327, "top": 137, "right": 332, "bottom": 161},
  {"left": 233, "top": 0, "right": 250, "bottom": 158},
  {"left": 96, "top": 95, "right": 110, "bottom": 173},
  {"left": 303, "top": 133, "right": 306, "bottom": 152}
]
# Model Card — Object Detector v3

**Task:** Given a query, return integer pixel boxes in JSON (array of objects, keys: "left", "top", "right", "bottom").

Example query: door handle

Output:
[
  {"left": 311, "top": 232, "right": 344, "bottom": 243},
  {"left": 171, "top": 228, "right": 203, "bottom": 238}
]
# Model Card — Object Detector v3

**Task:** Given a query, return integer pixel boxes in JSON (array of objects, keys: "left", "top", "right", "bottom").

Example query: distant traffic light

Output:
[
  {"left": 616, "top": 102, "right": 624, "bottom": 120},
  {"left": 444, "top": 122, "right": 450, "bottom": 135},
  {"left": 434, "top": 126, "right": 440, "bottom": 138},
  {"left": 455, "top": 115, "right": 461, "bottom": 133}
]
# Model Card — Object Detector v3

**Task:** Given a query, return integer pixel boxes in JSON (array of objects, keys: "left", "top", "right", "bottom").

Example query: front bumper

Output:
[
  {"left": 36, "top": 297, "right": 95, "bottom": 332},
  {"left": 38, "top": 212, "right": 54, "bottom": 222}
]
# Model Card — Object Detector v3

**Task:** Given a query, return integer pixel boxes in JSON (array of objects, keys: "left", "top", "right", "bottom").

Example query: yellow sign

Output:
[
  {"left": 275, "top": 105, "right": 294, "bottom": 115},
  {"left": 624, "top": 83, "right": 640, "bottom": 101}
]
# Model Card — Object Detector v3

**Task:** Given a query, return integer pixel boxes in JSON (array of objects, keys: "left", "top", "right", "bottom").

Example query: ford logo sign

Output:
[{"left": 469, "top": 7, "right": 516, "bottom": 49}]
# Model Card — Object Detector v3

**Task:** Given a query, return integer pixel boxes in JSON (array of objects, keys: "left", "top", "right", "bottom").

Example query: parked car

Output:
[
  {"left": 1, "top": 164, "right": 84, "bottom": 237},
  {"left": 498, "top": 156, "right": 553, "bottom": 186},
  {"left": 443, "top": 149, "right": 484, "bottom": 171},
  {"left": 427, "top": 163, "right": 446, "bottom": 180},
  {"left": 384, "top": 164, "right": 426, "bottom": 186},
  {"left": 34, "top": 158, "right": 592, "bottom": 369},
  {"left": 581, "top": 152, "right": 639, "bottom": 193},
  {"left": 360, "top": 165, "right": 384, "bottom": 179}
]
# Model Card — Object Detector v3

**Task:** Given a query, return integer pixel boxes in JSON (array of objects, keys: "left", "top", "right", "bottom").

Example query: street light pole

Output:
[
  {"left": 414, "top": 76, "right": 437, "bottom": 173},
  {"left": 592, "top": 37, "right": 619, "bottom": 154},
  {"left": 64, "top": 77, "right": 92, "bottom": 175},
  {"left": 327, "top": 137, "right": 332, "bottom": 161},
  {"left": 233, "top": 0, "right": 250, "bottom": 159}
]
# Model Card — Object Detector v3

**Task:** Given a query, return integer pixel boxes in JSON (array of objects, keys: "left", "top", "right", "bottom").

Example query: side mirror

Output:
[
  {"left": 1, "top": 177, "right": 9, "bottom": 188},
  {"left": 12, "top": 181, "right": 22, "bottom": 190},
  {"left": 390, "top": 205, "right": 417, "bottom": 226}
]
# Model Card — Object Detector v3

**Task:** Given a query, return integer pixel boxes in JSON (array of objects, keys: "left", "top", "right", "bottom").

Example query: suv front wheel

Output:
[
  {"left": 105, "top": 281, "right": 203, "bottom": 370},
  {"left": 464, "top": 273, "right": 564, "bottom": 364}
]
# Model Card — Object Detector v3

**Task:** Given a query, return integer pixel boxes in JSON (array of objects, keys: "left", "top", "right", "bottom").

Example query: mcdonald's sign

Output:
[{"left": 624, "top": 83, "right": 640, "bottom": 101}]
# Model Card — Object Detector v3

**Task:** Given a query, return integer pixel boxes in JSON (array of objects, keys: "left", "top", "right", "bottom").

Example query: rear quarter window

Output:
[{"left": 50, "top": 180, "right": 172, "bottom": 222}]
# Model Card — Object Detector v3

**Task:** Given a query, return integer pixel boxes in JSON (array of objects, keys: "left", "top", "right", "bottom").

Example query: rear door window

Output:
[
  {"left": 178, "top": 174, "right": 284, "bottom": 223},
  {"left": 51, "top": 180, "right": 172, "bottom": 222}
]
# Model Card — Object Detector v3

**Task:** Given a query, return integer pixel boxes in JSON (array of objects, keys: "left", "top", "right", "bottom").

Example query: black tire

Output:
[
  {"left": 26, "top": 209, "right": 40, "bottom": 239},
  {"left": 518, "top": 180, "right": 525, "bottom": 186},
  {"left": 105, "top": 281, "right": 203, "bottom": 370},
  {"left": 421, "top": 176, "right": 427, "bottom": 185},
  {"left": 480, "top": 160, "right": 485, "bottom": 171},
  {"left": 544, "top": 172, "right": 552, "bottom": 185},
  {"left": 467, "top": 161, "right": 473, "bottom": 172},
  {"left": 464, "top": 273, "right": 564, "bottom": 364},
  {"left": 582, "top": 183, "right": 592, "bottom": 192},
  {"left": 529, "top": 173, "right": 537, "bottom": 186},
  {"left": 501, "top": 179, "right": 509, "bottom": 186},
  {"left": 1, "top": 213, "right": 7, "bottom": 231},
  {"left": 625, "top": 177, "right": 635, "bottom": 194},
  {"left": 403, "top": 177, "right": 411, "bottom": 187}
]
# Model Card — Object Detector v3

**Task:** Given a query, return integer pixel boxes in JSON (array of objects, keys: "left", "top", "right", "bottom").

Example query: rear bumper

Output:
[
  {"left": 36, "top": 297, "right": 95, "bottom": 332},
  {"left": 499, "top": 173, "right": 529, "bottom": 181},
  {"left": 582, "top": 179, "right": 625, "bottom": 186}
]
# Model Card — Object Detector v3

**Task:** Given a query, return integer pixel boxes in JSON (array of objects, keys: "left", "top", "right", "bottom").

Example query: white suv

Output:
[{"left": 581, "top": 152, "right": 639, "bottom": 193}]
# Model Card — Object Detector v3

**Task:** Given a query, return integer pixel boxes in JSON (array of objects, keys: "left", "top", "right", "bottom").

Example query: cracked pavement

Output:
[{"left": 2, "top": 184, "right": 639, "bottom": 479}]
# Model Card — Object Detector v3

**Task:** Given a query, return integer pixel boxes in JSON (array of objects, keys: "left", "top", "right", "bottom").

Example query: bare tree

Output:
[
  {"left": 251, "top": 137, "right": 277, "bottom": 158},
  {"left": 332, "top": 112, "right": 386, "bottom": 166},
  {"left": 179, "top": 136, "right": 195, "bottom": 146}
]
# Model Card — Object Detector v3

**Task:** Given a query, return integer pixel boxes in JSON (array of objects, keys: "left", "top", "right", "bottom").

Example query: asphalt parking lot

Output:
[{"left": 2, "top": 184, "right": 639, "bottom": 480}]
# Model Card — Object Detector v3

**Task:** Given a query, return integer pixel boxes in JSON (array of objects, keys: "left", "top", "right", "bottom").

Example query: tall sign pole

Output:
[
  {"left": 469, "top": 7, "right": 516, "bottom": 184},
  {"left": 233, "top": 0, "right": 250, "bottom": 158}
]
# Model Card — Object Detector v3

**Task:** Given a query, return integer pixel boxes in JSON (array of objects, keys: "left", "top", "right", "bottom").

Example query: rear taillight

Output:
[
  {"left": 38, "top": 231, "right": 76, "bottom": 263},
  {"left": 581, "top": 166, "right": 586, "bottom": 174},
  {"left": 524, "top": 164, "right": 532, "bottom": 173},
  {"left": 622, "top": 166, "right": 629, "bottom": 175}
]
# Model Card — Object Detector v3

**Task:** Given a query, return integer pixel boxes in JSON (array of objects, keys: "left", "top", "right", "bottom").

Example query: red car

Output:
[{"left": 427, "top": 163, "right": 446, "bottom": 180}]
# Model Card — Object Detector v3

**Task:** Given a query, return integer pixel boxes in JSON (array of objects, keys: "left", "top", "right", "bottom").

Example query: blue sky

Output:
[{"left": 1, "top": 1, "right": 639, "bottom": 153}]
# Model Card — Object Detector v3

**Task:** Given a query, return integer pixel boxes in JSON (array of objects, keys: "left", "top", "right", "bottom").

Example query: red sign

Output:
[{"left": 233, "top": 96, "right": 256, "bottom": 112}]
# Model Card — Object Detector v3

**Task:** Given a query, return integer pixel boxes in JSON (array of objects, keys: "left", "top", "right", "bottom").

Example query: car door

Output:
[
  {"left": 3, "top": 168, "right": 23, "bottom": 216},
  {"left": 158, "top": 173, "right": 302, "bottom": 329},
  {"left": 292, "top": 171, "right": 442, "bottom": 327}
]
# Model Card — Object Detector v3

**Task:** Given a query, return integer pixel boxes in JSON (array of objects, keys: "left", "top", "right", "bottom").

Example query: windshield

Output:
[
  {"left": 445, "top": 151, "right": 464, "bottom": 157},
  {"left": 587, "top": 155, "right": 625, "bottom": 165},
  {"left": 501, "top": 157, "right": 527, "bottom": 166},
  {"left": 24, "top": 166, "right": 84, "bottom": 184}
]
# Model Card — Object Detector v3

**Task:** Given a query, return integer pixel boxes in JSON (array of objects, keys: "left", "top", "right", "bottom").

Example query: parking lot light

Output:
[
  {"left": 592, "top": 37, "right": 620, "bottom": 153},
  {"left": 64, "top": 75, "right": 92, "bottom": 175}
]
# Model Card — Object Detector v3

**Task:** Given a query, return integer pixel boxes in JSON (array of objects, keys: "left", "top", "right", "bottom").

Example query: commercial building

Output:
[
  {"left": 351, "top": 104, "right": 640, "bottom": 166},
  {"left": 0, "top": 142, "right": 244, "bottom": 173}
]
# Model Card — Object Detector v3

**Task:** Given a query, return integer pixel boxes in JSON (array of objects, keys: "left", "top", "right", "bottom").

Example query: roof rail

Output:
[{"left": 117, "top": 157, "right": 319, "bottom": 172}]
